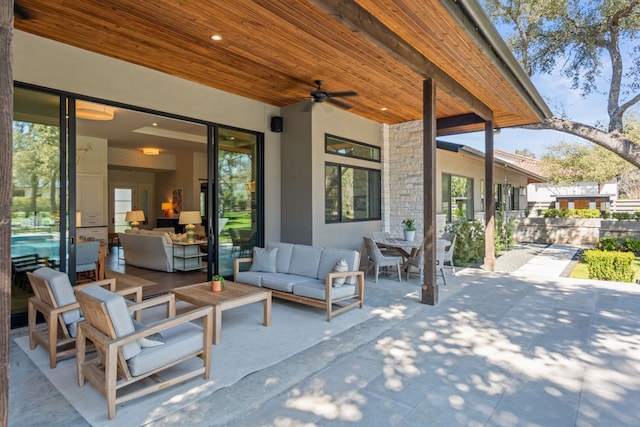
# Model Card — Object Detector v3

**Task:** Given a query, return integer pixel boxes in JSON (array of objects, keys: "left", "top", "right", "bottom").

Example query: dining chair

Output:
[
  {"left": 441, "top": 232, "right": 457, "bottom": 275},
  {"left": 76, "top": 240, "right": 100, "bottom": 283},
  {"left": 372, "top": 231, "right": 405, "bottom": 258},
  {"left": 405, "top": 238, "right": 447, "bottom": 284},
  {"left": 363, "top": 237, "right": 402, "bottom": 283}
]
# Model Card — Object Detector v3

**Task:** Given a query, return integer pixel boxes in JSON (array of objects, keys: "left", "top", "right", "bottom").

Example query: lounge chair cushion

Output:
[
  {"left": 33, "top": 267, "right": 81, "bottom": 325},
  {"left": 132, "top": 320, "right": 166, "bottom": 347},
  {"left": 127, "top": 322, "right": 204, "bottom": 376},
  {"left": 80, "top": 286, "right": 141, "bottom": 360}
]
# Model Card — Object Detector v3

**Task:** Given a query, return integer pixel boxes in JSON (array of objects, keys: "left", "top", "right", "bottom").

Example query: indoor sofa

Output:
[
  {"left": 233, "top": 242, "right": 364, "bottom": 321},
  {"left": 118, "top": 229, "right": 184, "bottom": 272}
]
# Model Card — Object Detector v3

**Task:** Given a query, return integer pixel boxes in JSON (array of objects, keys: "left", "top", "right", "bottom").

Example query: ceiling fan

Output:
[{"left": 309, "top": 80, "right": 357, "bottom": 110}]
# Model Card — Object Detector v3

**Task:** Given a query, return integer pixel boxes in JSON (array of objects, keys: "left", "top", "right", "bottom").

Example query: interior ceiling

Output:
[{"left": 13, "top": 0, "right": 549, "bottom": 136}]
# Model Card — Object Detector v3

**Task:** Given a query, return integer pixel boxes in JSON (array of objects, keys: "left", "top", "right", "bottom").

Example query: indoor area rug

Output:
[
  {"left": 15, "top": 299, "right": 374, "bottom": 426},
  {"left": 104, "top": 269, "right": 157, "bottom": 289}
]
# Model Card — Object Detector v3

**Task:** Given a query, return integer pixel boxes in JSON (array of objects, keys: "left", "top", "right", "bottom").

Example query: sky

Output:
[{"left": 444, "top": 15, "right": 638, "bottom": 159}]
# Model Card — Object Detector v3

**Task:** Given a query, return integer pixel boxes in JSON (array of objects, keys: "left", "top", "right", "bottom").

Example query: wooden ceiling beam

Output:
[
  {"left": 308, "top": 0, "right": 493, "bottom": 122},
  {"left": 437, "top": 113, "right": 485, "bottom": 130}
]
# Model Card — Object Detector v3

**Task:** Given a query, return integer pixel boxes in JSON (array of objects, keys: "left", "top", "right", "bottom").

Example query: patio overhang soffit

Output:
[{"left": 14, "top": 0, "right": 551, "bottom": 135}]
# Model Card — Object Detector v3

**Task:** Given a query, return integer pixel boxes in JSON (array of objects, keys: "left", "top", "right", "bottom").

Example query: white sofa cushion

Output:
[
  {"left": 288, "top": 245, "right": 323, "bottom": 278},
  {"left": 293, "top": 280, "right": 357, "bottom": 301},
  {"left": 235, "top": 271, "right": 263, "bottom": 287},
  {"left": 262, "top": 273, "right": 313, "bottom": 293},
  {"left": 118, "top": 232, "right": 173, "bottom": 272},
  {"left": 267, "top": 242, "right": 295, "bottom": 273}
]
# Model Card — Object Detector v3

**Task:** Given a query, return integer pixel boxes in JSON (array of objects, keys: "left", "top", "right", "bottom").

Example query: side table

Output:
[{"left": 172, "top": 241, "right": 206, "bottom": 272}]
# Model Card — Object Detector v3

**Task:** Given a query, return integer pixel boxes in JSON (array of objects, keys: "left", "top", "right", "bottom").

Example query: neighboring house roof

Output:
[
  {"left": 438, "top": 141, "right": 547, "bottom": 183},
  {"left": 494, "top": 150, "right": 547, "bottom": 180},
  {"left": 13, "top": 0, "right": 551, "bottom": 132}
]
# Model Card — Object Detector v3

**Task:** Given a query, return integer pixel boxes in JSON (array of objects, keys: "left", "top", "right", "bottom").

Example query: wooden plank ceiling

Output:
[{"left": 13, "top": 0, "right": 549, "bottom": 134}]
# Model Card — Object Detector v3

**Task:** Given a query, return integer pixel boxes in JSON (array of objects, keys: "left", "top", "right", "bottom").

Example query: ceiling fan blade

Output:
[
  {"left": 329, "top": 91, "right": 358, "bottom": 98},
  {"left": 327, "top": 97, "right": 352, "bottom": 110}
]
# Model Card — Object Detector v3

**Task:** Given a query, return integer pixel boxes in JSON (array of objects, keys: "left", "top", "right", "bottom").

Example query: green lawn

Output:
[{"left": 219, "top": 212, "right": 252, "bottom": 243}]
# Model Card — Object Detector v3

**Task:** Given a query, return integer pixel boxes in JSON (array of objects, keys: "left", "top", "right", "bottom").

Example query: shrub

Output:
[
  {"left": 576, "top": 209, "right": 601, "bottom": 218},
  {"left": 601, "top": 210, "right": 611, "bottom": 219},
  {"left": 612, "top": 212, "right": 633, "bottom": 221},
  {"left": 445, "top": 218, "right": 485, "bottom": 267},
  {"left": 621, "top": 238, "right": 640, "bottom": 254},
  {"left": 583, "top": 250, "right": 635, "bottom": 282},
  {"left": 541, "top": 208, "right": 601, "bottom": 218},
  {"left": 494, "top": 208, "right": 515, "bottom": 255},
  {"left": 598, "top": 237, "right": 618, "bottom": 251}
]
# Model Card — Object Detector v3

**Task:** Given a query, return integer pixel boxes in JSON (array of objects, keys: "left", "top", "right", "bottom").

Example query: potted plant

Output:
[
  {"left": 211, "top": 275, "right": 226, "bottom": 292},
  {"left": 402, "top": 218, "right": 416, "bottom": 241}
]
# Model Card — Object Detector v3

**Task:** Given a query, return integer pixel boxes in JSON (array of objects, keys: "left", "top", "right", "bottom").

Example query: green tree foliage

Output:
[
  {"left": 540, "top": 140, "right": 632, "bottom": 184},
  {"left": 218, "top": 150, "right": 252, "bottom": 214},
  {"left": 12, "top": 122, "right": 59, "bottom": 213},
  {"left": 483, "top": 0, "right": 640, "bottom": 168}
]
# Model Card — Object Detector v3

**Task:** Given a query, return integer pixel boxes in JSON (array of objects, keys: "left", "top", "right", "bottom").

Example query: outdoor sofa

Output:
[{"left": 234, "top": 242, "right": 364, "bottom": 321}]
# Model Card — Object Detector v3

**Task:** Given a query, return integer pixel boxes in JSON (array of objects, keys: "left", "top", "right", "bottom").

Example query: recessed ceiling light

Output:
[
  {"left": 381, "top": 107, "right": 388, "bottom": 111},
  {"left": 152, "top": 122, "right": 158, "bottom": 127},
  {"left": 211, "top": 34, "right": 222, "bottom": 41}
]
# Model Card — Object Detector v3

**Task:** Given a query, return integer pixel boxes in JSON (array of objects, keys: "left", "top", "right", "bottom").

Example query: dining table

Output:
[
  {"left": 376, "top": 237, "right": 422, "bottom": 258},
  {"left": 376, "top": 237, "right": 450, "bottom": 258}
]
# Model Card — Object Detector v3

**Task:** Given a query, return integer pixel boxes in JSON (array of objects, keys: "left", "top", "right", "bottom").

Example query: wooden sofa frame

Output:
[{"left": 234, "top": 257, "right": 365, "bottom": 321}]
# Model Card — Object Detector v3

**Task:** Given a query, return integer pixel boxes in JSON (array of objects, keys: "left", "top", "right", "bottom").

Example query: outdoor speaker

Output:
[{"left": 270, "top": 116, "right": 283, "bottom": 132}]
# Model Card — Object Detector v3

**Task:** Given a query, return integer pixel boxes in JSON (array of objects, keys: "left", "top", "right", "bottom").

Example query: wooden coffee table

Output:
[{"left": 170, "top": 280, "right": 271, "bottom": 344}]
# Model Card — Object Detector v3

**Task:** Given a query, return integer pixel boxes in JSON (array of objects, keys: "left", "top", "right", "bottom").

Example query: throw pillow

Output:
[
  {"left": 250, "top": 247, "right": 278, "bottom": 273},
  {"left": 133, "top": 320, "right": 165, "bottom": 348},
  {"left": 332, "top": 258, "right": 349, "bottom": 287}
]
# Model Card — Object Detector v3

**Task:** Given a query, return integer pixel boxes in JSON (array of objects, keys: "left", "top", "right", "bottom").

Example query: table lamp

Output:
[
  {"left": 161, "top": 202, "right": 172, "bottom": 218},
  {"left": 125, "top": 210, "right": 145, "bottom": 230},
  {"left": 179, "top": 211, "right": 202, "bottom": 243}
]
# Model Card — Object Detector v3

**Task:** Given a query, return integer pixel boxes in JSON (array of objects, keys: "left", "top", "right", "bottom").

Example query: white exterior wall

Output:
[{"left": 527, "top": 181, "right": 618, "bottom": 204}]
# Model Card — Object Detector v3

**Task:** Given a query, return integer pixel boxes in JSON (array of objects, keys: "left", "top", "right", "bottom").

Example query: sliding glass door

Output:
[
  {"left": 216, "top": 127, "right": 261, "bottom": 276},
  {"left": 11, "top": 87, "right": 65, "bottom": 326}
]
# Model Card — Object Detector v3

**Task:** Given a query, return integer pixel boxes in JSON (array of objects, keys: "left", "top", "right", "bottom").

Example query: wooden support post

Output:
[
  {"left": 422, "top": 79, "right": 438, "bottom": 305},
  {"left": 0, "top": 2, "right": 13, "bottom": 424},
  {"left": 484, "top": 121, "right": 496, "bottom": 271}
]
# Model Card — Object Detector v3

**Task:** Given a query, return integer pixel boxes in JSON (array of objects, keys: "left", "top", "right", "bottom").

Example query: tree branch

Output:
[{"left": 520, "top": 118, "right": 640, "bottom": 168}]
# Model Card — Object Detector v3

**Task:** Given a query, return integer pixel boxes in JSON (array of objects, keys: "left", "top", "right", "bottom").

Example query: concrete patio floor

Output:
[{"left": 9, "top": 244, "right": 640, "bottom": 426}]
